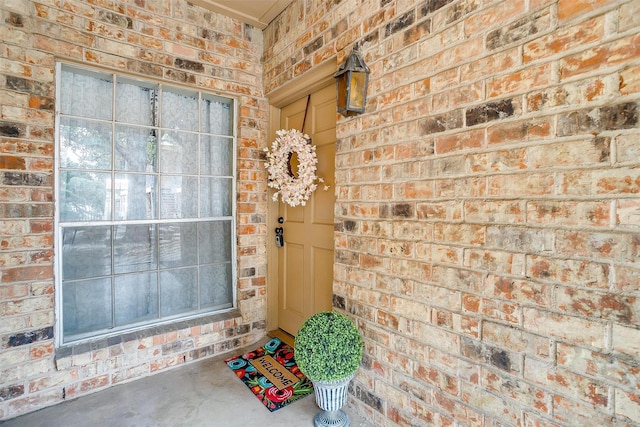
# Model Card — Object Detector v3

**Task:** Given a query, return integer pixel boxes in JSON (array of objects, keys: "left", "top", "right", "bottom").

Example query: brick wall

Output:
[
  {"left": 264, "top": 0, "right": 640, "bottom": 425},
  {"left": 0, "top": 0, "right": 268, "bottom": 420}
]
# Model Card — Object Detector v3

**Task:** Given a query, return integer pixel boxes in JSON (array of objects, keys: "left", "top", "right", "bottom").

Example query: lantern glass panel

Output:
[
  {"left": 349, "top": 72, "right": 367, "bottom": 109},
  {"left": 336, "top": 73, "right": 348, "bottom": 112}
]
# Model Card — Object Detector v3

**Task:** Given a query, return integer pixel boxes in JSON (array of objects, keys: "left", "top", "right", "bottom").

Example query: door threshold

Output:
[{"left": 268, "top": 329, "right": 295, "bottom": 348}]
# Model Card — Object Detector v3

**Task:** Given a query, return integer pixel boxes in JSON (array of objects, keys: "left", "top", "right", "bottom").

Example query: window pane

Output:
[
  {"left": 115, "top": 80, "right": 158, "bottom": 126},
  {"left": 162, "top": 89, "right": 198, "bottom": 131},
  {"left": 114, "top": 173, "right": 156, "bottom": 221},
  {"left": 199, "top": 221, "right": 231, "bottom": 264},
  {"left": 115, "top": 125, "right": 157, "bottom": 172},
  {"left": 160, "top": 131, "right": 197, "bottom": 174},
  {"left": 201, "top": 95, "right": 233, "bottom": 136},
  {"left": 159, "top": 223, "right": 197, "bottom": 268},
  {"left": 59, "top": 118, "right": 112, "bottom": 170},
  {"left": 160, "top": 268, "right": 197, "bottom": 316},
  {"left": 160, "top": 175, "right": 197, "bottom": 218},
  {"left": 200, "top": 136, "right": 232, "bottom": 176},
  {"left": 199, "top": 263, "right": 232, "bottom": 308},
  {"left": 59, "top": 171, "right": 111, "bottom": 222},
  {"left": 114, "top": 224, "right": 157, "bottom": 274},
  {"left": 62, "top": 226, "right": 112, "bottom": 280},
  {"left": 57, "top": 64, "right": 236, "bottom": 344},
  {"left": 60, "top": 66, "right": 112, "bottom": 120},
  {"left": 200, "top": 177, "right": 232, "bottom": 217},
  {"left": 63, "top": 277, "right": 112, "bottom": 338},
  {"left": 115, "top": 273, "right": 158, "bottom": 325}
]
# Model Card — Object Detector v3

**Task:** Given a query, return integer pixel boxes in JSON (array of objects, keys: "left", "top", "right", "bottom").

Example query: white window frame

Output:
[{"left": 54, "top": 62, "right": 238, "bottom": 346}]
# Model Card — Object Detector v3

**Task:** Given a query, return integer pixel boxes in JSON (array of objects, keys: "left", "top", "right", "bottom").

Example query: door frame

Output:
[{"left": 265, "top": 58, "right": 337, "bottom": 332}]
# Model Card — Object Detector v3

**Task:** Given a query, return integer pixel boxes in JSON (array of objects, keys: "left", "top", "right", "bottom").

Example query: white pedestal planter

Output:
[{"left": 312, "top": 373, "right": 355, "bottom": 427}]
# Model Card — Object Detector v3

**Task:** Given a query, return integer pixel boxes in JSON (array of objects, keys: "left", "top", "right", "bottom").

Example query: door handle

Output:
[{"left": 275, "top": 227, "right": 284, "bottom": 247}]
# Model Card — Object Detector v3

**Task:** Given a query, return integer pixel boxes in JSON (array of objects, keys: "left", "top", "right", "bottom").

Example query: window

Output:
[{"left": 55, "top": 63, "right": 236, "bottom": 345}]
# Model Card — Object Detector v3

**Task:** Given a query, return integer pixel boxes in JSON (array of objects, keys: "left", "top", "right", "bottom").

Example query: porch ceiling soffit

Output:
[{"left": 189, "top": 0, "right": 292, "bottom": 30}]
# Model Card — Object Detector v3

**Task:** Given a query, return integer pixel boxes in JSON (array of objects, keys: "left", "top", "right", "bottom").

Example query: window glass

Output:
[
  {"left": 198, "top": 221, "right": 232, "bottom": 264},
  {"left": 59, "top": 171, "right": 111, "bottom": 222},
  {"left": 113, "top": 173, "right": 157, "bottom": 221},
  {"left": 56, "top": 64, "right": 236, "bottom": 345},
  {"left": 59, "top": 118, "right": 112, "bottom": 170},
  {"left": 200, "top": 136, "right": 233, "bottom": 176},
  {"left": 162, "top": 88, "right": 198, "bottom": 131},
  {"left": 199, "top": 177, "right": 232, "bottom": 217},
  {"left": 63, "top": 277, "right": 112, "bottom": 336},
  {"left": 114, "top": 125, "right": 157, "bottom": 172},
  {"left": 160, "top": 267, "right": 198, "bottom": 316},
  {"left": 159, "top": 223, "right": 197, "bottom": 268},
  {"left": 160, "top": 131, "right": 198, "bottom": 174},
  {"left": 113, "top": 224, "right": 157, "bottom": 274},
  {"left": 62, "top": 226, "right": 112, "bottom": 280},
  {"left": 200, "top": 263, "right": 233, "bottom": 308},
  {"left": 115, "top": 273, "right": 158, "bottom": 325},
  {"left": 115, "top": 79, "right": 158, "bottom": 126},
  {"left": 201, "top": 95, "right": 234, "bottom": 136},
  {"left": 159, "top": 175, "right": 198, "bottom": 219},
  {"left": 60, "top": 68, "right": 112, "bottom": 120}
]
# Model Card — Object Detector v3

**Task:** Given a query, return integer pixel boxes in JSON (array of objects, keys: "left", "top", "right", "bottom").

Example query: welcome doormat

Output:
[{"left": 224, "top": 337, "right": 314, "bottom": 412}]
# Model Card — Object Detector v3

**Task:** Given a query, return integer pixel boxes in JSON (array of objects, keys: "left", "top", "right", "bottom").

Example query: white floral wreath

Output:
[{"left": 264, "top": 129, "right": 327, "bottom": 207}]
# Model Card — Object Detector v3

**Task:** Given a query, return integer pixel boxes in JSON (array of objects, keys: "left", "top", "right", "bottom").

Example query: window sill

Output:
[{"left": 55, "top": 309, "right": 242, "bottom": 360}]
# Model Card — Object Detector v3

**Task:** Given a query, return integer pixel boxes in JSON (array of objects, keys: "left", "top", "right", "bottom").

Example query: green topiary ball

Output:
[{"left": 294, "top": 311, "right": 363, "bottom": 382}]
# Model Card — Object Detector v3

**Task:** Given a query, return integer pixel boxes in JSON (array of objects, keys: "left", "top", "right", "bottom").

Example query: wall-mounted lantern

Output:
[{"left": 334, "top": 46, "right": 370, "bottom": 116}]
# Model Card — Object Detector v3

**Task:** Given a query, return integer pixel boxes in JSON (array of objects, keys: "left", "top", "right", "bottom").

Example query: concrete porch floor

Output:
[{"left": 1, "top": 338, "right": 372, "bottom": 427}]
